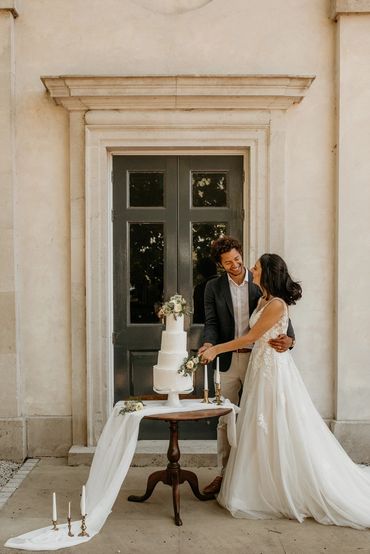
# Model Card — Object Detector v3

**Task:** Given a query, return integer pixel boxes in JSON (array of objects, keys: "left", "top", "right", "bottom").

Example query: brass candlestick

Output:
[
  {"left": 51, "top": 520, "right": 59, "bottom": 531},
  {"left": 213, "top": 383, "right": 223, "bottom": 405},
  {"left": 67, "top": 517, "right": 74, "bottom": 537},
  {"left": 201, "top": 389, "right": 210, "bottom": 403},
  {"left": 78, "top": 514, "right": 89, "bottom": 537}
]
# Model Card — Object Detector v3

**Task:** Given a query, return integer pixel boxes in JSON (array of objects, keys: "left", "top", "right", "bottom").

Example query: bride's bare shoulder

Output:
[{"left": 263, "top": 297, "right": 286, "bottom": 316}]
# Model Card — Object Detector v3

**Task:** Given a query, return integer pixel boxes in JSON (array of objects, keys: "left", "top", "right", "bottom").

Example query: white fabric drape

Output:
[{"left": 5, "top": 399, "right": 237, "bottom": 551}]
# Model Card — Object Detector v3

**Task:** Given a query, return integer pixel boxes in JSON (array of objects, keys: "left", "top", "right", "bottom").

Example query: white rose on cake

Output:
[
  {"left": 174, "top": 302, "right": 182, "bottom": 313},
  {"left": 159, "top": 294, "right": 191, "bottom": 319},
  {"left": 178, "top": 354, "right": 201, "bottom": 377}
]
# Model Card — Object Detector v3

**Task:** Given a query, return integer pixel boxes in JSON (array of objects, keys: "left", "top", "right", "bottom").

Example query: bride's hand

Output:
[{"left": 201, "top": 346, "right": 218, "bottom": 363}]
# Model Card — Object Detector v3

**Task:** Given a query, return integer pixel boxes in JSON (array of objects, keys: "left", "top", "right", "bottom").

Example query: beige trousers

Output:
[{"left": 218, "top": 351, "right": 251, "bottom": 473}]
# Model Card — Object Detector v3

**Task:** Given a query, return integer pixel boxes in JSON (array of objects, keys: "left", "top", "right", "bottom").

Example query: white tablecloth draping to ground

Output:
[{"left": 5, "top": 399, "right": 238, "bottom": 551}]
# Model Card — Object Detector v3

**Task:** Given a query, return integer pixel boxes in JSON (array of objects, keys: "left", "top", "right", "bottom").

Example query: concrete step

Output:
[{"left": 68, "top": 440, "right": 217, "bottom": 467}]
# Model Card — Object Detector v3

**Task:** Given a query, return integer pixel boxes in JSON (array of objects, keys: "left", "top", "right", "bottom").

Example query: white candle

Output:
[
  {"left": 81, "top": 485, "right": 86, "bottom": 516},
  {"left": 68, "top": 501, "right": 71, "bottom": 519},
  {"left": 52, "top": 492, "right": 57, "bottom": 521},
  {"left": 204, "top": 364, "right": 208, "bottom": 390},
  {"left": 215, "top": 357, "right": 220, "bottom": 384}
]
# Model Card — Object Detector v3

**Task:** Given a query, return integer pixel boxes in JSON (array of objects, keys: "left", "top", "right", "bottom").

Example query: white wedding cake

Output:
[{"left": 153, "top": 297, "right": 193, "bottom": 394}]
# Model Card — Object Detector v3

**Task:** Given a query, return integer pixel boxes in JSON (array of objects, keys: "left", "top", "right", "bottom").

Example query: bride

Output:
[{"left": 201, "top": 253, "right": 370, "bottom": 529}]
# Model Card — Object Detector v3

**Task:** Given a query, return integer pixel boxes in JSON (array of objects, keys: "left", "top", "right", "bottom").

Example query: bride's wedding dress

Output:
[{"left": 218, "top": 297, "right": 370, "bottom": 529}]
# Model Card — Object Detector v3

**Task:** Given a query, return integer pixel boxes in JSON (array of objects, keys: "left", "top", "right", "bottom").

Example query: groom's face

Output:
[{"left": 220, "top": 248, "right": 244, "bottom": 278}]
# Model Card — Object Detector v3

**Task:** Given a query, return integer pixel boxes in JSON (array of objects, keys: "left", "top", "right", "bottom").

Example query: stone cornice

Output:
[
  {"left": 0, "top": 0, "right": 19, "bottom": 17},
  {"left": 41, "top": 75, "right": 315, "bottom": 112},
  {"left": 331, "top": 0, "right": 370, "bottom": 19}
]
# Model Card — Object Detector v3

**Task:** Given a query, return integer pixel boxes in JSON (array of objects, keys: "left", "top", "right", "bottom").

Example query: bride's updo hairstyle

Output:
[{"left": 259, "top": 253, "right": 302, "bottom": 305}]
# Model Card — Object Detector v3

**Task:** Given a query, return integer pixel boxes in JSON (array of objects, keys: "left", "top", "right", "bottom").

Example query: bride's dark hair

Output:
[{"left": 259, "top": 253, "right": 302, "bottom": 305}]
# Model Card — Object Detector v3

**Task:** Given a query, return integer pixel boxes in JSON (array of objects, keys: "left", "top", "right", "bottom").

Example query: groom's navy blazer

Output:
[{"left": 202, "top": 270, "right": 295, "bottom": 372}]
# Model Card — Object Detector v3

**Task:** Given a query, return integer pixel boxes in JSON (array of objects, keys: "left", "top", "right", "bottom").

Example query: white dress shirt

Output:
[{"left": 227, "top": 269, "right": 250, "bottom": 342}]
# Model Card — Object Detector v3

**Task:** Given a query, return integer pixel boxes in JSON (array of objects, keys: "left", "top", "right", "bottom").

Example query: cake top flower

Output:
[{"left": 158, "top": 294, "right": 191, "bottom": 319}]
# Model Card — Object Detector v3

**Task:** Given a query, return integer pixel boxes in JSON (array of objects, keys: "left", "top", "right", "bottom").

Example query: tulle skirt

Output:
[{"left": 218, "top": 348, "right": 370, "bottom": 529}]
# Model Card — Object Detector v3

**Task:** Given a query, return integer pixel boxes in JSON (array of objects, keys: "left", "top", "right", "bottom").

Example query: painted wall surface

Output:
[
  {"left": 8, "top": 0, "right": 370, "bottom": 461},
  {"left": 13, "top": 0, "right": 335, "bottom": 418}
]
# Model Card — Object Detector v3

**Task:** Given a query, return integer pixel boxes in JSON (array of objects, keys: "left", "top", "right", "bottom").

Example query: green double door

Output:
[{"left": 112, "top": 155, "right": 244, "bottom": 438}]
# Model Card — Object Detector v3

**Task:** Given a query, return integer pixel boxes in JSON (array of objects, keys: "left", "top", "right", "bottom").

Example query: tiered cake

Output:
[{"left": 153, "top": 311, "right": 193, "bottom": 393}]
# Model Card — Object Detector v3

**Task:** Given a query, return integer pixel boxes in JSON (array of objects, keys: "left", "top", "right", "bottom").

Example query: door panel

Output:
[
  {"left": 178, "top": 156, "right": 243, "bottom": 401},
  {"left": 112, "top": 155, "right": 244, "bottom": 438}
]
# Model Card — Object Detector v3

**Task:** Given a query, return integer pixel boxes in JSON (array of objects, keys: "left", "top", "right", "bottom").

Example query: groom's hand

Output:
[
  {"left": 198, "top": 342, "right": 213, "bottom": 356},
  {"left": 268, "top": 334, "right": 293, "bottom": 352}
]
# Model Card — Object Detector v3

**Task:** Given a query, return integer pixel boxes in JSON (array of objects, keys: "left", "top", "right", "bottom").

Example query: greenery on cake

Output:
[
  {"left": 178, "top": 354, "right": 202, "bottom": 377},
  {"left": 158, "top": 293, "right": 191, "bottom": 320}
]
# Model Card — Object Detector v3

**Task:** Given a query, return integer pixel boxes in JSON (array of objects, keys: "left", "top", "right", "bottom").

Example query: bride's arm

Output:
[{"left": 201, "top": 300, "right": 284, "bottom": 363}]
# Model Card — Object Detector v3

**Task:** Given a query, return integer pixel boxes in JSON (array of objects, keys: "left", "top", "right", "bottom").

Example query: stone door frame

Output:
[{"left": 41, "top": 75, "right": 314, "bottom": 449}]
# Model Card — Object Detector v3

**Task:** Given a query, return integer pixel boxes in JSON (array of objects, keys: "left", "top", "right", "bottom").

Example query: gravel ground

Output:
[{"left": 0, "top": 460, "right": 21, "bottom": 488}]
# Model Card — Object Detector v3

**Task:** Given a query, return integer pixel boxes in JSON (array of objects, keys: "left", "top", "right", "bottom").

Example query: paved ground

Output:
[
  {"left": 1, "top": 458, "right": 370, "bottom": 554},
  {"left": 0, "top": 462, "right": 21, "bottom": 489}
]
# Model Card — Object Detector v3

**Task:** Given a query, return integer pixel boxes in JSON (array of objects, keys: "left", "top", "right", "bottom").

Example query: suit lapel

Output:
[{"left": 221, "top": 273, "right": 234, "bottom": 317}]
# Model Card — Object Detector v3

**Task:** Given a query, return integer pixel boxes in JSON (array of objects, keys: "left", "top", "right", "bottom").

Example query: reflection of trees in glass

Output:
[
  {"left": 192, "top": 223, "right": 227, "bottom": 281},
  {"left": 129, "top": 172, "right": 164, "bottom": 207},
  {"left": 192, "top": 173, "right": 227, "bottom": 207},
  {"left": 192, "top": 223, "right": 227, "bottom": 323},
  {"left": 130, "top": 224, "right": 164, "bottom": 323}
]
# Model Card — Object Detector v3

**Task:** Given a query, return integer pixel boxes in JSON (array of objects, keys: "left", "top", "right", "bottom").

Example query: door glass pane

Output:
[
  {"left": 192, "top": 172, "right": 227, "bottom": 207},
  {"left": 130, "top": 223, "right": 164, "bottom": 323},
  {"left": 129, "top": 172, "right": 164, "bottom": 207},
  {"left": 192, "top": 223, "right": 227, "bottom": 323}
]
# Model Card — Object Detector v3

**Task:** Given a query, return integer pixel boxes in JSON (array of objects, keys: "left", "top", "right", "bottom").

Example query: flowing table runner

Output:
[{"left": 5, "top": 399, "right": 238, "bottom": 551}]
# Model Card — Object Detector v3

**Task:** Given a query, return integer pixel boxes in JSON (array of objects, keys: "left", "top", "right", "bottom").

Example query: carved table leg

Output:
[
  {"left": 128, "top": 418, "right": 214, "bottom": 525},
  {"left": 180, "top": 469, "right": 216, "bottom": 501},
  {"left": 167, "top": 420, "right": 182, "bottom": 526},
  {"left": 128, "top": 469, "right": 167, "bottom": 502}
]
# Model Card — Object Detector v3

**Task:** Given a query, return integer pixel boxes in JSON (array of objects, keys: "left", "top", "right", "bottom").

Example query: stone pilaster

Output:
[
  {"left": 69, "top": 110, "right": 87, "bottom": 446},
  {"left": 332, "top": 5, "right": 370, "bottom": 460},
  {"left": 0, "top": 2, "right": 25, "bottom": 462}
]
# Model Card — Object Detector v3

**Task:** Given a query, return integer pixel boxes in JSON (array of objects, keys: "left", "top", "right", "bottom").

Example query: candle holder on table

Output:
[
  {"left": 201, "top": 388, "right": 210, "bottom": 403},
  {"left": 51, "top": 520, "right": 59, "bottom": 531},
  {"left": 213, "top": 383, "right": 223, "bottom": 405},
  {"left": 67, "top": 516, "right": 74, "bottom": 537},
  {"left": 78, "top": 514, "right": 89, "bottom": 537}
]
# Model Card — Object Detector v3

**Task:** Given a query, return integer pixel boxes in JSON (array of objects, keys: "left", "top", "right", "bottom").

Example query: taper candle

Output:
[
  {"left": 52, "top": 492, "right": 57, "bottom": 521},
  {"left": 68, "top": 501, "right": 71, "bottom": 519},
  {"left": 215, "top": 357, "right": 220, "bottom": 384},
  {"left": 81, "top": 485, "right": 86, "bottom": 516},
  {"left": 204, "top": 364, "right": 208, "bottom": 390}
]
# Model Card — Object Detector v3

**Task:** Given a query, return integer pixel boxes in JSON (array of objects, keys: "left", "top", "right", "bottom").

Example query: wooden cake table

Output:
[{"left": 128, "top": 407, "right": 232, "bottom": 526}]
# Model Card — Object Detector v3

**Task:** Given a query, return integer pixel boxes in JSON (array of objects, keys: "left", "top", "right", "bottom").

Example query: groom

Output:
[{"left": 198, "top": 236, "right": 295, "bottom": 494}]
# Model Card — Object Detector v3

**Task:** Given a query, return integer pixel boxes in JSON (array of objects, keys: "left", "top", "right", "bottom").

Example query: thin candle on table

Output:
[
  {"left": 68, "top": 501, "right": 71, "bottom": 519},
  {"left": 215, "top": 357, "right": 220, "bottom": 384},
  {"left": 52, "top": 492, "right": 57, "bottom": 521},
  {"left": 204, "top": 364, "right": 208, "bottom": 390},
  {"left": 81, "top": 485, "right": 86, "bottom": 516}
]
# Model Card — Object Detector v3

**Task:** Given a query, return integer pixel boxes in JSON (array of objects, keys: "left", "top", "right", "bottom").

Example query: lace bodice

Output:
[
  {"left": 248, "top": 297, "right": 289, "bottom": 378},
  {"left": 250, "top": 297, "right": 289, "bottom": 344}
]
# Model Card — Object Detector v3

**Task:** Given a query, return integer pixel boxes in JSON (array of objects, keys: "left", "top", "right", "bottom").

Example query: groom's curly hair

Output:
[
  {"left": 211, "top": 236, "right": 243, "bottom": 265},
  {"left": 259, "top": 253, "right": 302, "bottom": 305}
]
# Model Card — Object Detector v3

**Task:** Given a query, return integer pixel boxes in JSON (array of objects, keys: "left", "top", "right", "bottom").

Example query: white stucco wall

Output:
[
  {"left": 10, "top": 0, "right": 370, "bottom": 461},
  {"left": 13, "top": 0, "right": 335, "bottom": 418}
]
